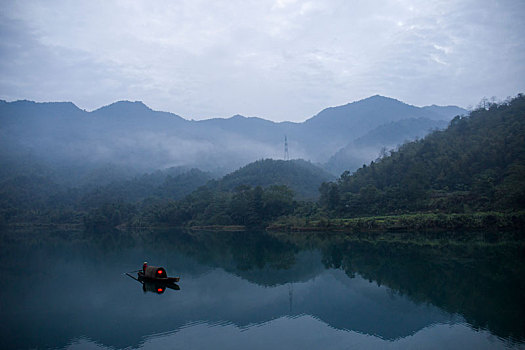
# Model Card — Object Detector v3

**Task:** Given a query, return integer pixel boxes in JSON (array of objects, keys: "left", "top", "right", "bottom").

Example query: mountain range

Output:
[{"left": 0, "top": 95, "right": 467, "bottom": 176}]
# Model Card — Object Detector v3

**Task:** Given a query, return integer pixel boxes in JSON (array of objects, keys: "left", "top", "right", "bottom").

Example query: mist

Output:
[{"left": 0, "top": 96, "right": 465, "bottom": 186}]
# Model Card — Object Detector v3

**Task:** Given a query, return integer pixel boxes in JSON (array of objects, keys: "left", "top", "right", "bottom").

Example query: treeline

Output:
[
  {"left": 83, "top": 159, "right": 331, "bottom": 229},
  {"left": 318, "top": 94, "right": 525, "bottom": 217},
  {"left": 129, "top": 184, "right": 297, "bottom": 228},
  {"left": 0, "top": 162, "right": 212, "bottom": 228},
  {"left": 0, "top": 158, "right": 321, "bottom": 229}
]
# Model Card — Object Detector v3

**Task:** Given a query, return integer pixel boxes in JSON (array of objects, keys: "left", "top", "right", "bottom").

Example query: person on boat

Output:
[{"left": 143, "top": 261, "right": 148, "bottom": 274}]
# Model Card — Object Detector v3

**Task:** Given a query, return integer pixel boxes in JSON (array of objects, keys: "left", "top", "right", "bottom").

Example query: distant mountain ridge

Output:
[
  {"left": 421, "top": 105, "right": 468, "bottom": 119},
  {"left": 324, "top": 117, "right": 449, "bottom": 174},
  {"left": 0, "top": 96, "right": 467, "bottom": 175}
]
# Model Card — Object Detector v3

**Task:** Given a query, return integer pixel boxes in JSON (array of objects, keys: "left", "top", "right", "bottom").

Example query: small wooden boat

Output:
[
  {"left": 137, "top": 265, "right": 180, "bottom": 283},
  {"left": 125, "top": 264, "right": 181, "bottom": 294}
]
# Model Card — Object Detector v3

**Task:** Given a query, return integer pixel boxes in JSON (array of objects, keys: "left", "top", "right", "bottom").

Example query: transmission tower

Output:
[{"left": 284, "top": 135, "right": 289, "bottom": 160}]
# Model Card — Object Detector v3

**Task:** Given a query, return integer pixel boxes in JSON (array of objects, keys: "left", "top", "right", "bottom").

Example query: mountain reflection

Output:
[{"left": 0, "top": 229, "right": 523, "bottom": 349}]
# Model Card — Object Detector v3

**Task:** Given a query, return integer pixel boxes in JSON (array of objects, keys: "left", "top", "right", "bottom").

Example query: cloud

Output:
[{"left": 0, "top": 0, "right": 524, "bottom": 121}]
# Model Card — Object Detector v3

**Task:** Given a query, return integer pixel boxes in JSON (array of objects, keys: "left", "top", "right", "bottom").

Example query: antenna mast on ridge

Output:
[{"left": 284, "top": 135, "right": 289, "bottom": 161}]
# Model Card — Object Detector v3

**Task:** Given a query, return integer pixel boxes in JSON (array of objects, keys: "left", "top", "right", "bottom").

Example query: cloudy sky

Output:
[{"left": 1, "top": 0, "right": 524, "bottom": 122}]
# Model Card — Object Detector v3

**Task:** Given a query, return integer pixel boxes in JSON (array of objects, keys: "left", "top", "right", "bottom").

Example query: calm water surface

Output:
[{"left": 0, "top": 229, "right": 523, "bottom": 349}]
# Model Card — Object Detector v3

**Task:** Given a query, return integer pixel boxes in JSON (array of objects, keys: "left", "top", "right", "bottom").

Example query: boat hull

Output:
[{"left": 138, "top": 271, "right": 180, "bottom": 283}]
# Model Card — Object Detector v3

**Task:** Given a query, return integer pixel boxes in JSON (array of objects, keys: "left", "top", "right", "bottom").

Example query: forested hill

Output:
[
  {"left": 130, "top": 159, "right": 332, "bottom": 228},
  {"left": 319, "top": 94, "right": 525, "bottom": 216},
  {"left": 211, "top": 159, "right": 334, "bottom": 200}
]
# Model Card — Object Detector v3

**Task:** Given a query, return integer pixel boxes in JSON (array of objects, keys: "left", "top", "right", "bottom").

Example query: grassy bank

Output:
[{"left": 267, "top": 211, "right": 525, "bottom": 233}]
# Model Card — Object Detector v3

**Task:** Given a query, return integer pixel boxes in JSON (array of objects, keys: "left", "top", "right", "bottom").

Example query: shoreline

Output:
[
  {"left": 267, "top": 211, "right": 525, "bottom": 233},
  {"left": 3, "top": 211, "right": 524, "bottom": 235}
]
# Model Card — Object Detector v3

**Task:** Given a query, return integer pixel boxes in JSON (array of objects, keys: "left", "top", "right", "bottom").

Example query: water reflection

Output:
[{"left": 0, "top": 228, "right": 523, "bottom": 349}]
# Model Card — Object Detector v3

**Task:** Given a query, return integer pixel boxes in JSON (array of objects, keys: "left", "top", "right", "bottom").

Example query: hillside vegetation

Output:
[
  {"left": 0, "top": 161, "right": 212, "bottom": 227},
  {"left": 212, "top": 159, "right": 334, "bottom": 200},
  {"left": 130, "top": 159, "right": 331, "bottom": 228},
  {"left": 0, "top": 156, "right": 331, "bottom": 229},
  {"left": 324, "top": 117, "right": 449, "bottom": 175},
  {"left": 317, "top": 94, "right": 525, "bottom": 217}
]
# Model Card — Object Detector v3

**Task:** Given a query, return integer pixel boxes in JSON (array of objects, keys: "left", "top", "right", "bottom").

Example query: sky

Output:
[{"left": 0, "top": 0, "right": 524, "bottom": 122}]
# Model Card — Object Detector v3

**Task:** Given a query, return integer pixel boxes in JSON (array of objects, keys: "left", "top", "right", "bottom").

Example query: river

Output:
[{"left": 0, "top": 228, "right": 523, "bottom": 349}]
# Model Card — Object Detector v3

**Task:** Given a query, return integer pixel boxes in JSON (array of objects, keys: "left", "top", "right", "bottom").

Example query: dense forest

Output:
[
  {"left": 1, "top": 95, "right": 524, "bottom": 231},
  {"left": 0, "top": 161, "right": 212, "bottom": 227},
  {"left": 0, "top": 157, "right": 330, "bottom": 229},
  {"left": 92, "top": 159, "right": 332, "bottom": 229},
  {"left": 318, "top": 94, "right": 525, "bottom": 216}
]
